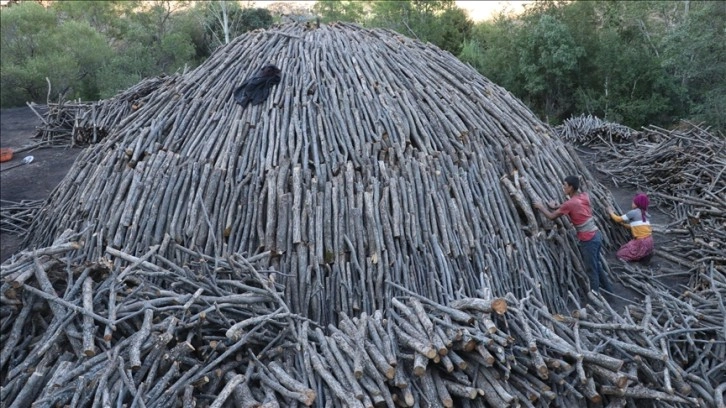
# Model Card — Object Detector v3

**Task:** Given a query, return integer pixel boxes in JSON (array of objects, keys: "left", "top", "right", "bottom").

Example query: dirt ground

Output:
[{"left": 0, "top": 107, "right": 83, "bottom": 261}]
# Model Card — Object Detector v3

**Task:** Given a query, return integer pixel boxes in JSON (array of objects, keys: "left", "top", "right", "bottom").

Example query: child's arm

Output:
[{"left": 607, "top": 207, "right": 631, "bottom": 228}]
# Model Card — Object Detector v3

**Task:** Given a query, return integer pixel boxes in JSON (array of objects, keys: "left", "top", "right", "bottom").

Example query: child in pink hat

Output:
[{"left": 608, "top": 193, "right": 654, "bottom": 262}]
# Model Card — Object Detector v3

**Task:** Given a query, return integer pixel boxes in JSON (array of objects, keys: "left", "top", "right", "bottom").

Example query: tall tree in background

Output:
[
  {"left": 194, "top": 1, "right": 272, "bottom": 53},
  {"left": 460, "top": 4, "right": 584, "bottom": 122},
  {"left": 517, "top": 11, "right": 584, "bottom": 121},
  {"left": 459, "top": 15, "right": 522, "bottom": 94},
  {"left": 367, "top": 0, "right": 471, "bottom": 55},
  {"left": 122, "top": 1, "right": 196, "bottom": 74},
  {"left": 204, "top": 0, "right": 239, "bottom": 45},
  {"left": 0, "top": 0, "right": 722, "bottom": 133},
  {"left": 51, "top": 0, "right": 135, "bottom": 39},
  {"left": 434, "top": 7, "right": 472, "bottom": 55},
  {"left": 238, "top": 8, "right": 273, "bottom": 33},
  {"left": 569, "top": 1, "right": 679, "bottom": 127},
  {"left": 462, "top": 1, "right": 693, "bottom": 129}
]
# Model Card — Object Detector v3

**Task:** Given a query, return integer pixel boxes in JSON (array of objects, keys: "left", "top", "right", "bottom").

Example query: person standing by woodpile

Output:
[
  {"left": 532, "top": 175, "right": 614, "bottom": 295},
  {"left": 607, "top": 193, "right": 654, "bottom": 263}
]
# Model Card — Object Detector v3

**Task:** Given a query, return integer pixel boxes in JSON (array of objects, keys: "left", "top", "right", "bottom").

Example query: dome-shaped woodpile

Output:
[
  {"left": 3, "top": 23, "right": 722, "bottom": 407},
  {"left": 25, "top": 22, "right": 620, "bottom": 314}
]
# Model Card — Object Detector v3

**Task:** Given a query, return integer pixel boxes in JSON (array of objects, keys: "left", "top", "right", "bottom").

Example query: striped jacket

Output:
[{"left": 610, "top": 209, "right": 652, "bottom": 239}]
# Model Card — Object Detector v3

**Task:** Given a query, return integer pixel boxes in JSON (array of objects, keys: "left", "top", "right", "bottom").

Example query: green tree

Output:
[
  {"left": 660, "top": 1, "right": 726, "bottom": 131},
  {"left": 313, "top": 0, "right": 367, "bottom": 24},
  {"left": 50, "top": 20, "right": 114, "bottom": 100},
  {"left": 459, "top": 15, "right": 523, "bottom": 93},
  {"left": 462, "top": 1, "right": 687, "bottom": 129},
  {"left": 431, "top": 7, "right": 472, "bottom": 55},
  {"left": 367, "top": 0, "right": 471, "bottom": 55},
  {"left": 517, "top": 13, "right": 584, "bottom": 121},
  {"left": 1, "top": 2, "right": 112, "bottom": 105},
  {"left": 1, "top": 2, "right": 56, "bottom": 105},
  {"left": 94, "top": 0, "right": 197, "bottom": 97},
  {"left": 193, "top": 1, "right": 273, "bottom": 54},
  {"left": 50, "top": 1, "right": 135, "bottom": 39},
  {"left": 570, "top": 1, "right": 680, "bottom": 127},
  {"left": 238, "top": 8, "right": 273, "bottom": 33}
]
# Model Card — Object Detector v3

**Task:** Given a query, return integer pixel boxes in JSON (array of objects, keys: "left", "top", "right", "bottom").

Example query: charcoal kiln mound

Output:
[
  {"left": 4, "top": 23, "right": 720, "bottom": 407},
  {"left": 24, "top": 22, "right": 619, "bottom": 316}
]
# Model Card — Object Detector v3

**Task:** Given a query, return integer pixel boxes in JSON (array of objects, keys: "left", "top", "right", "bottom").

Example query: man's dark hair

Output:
[{"left": 564, "top": 175, "right": 580, "bottom": 191}]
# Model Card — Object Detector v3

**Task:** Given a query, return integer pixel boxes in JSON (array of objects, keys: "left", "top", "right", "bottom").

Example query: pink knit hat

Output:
[{"left": 633, "top": 193, "right": 649, "bottom": 221}]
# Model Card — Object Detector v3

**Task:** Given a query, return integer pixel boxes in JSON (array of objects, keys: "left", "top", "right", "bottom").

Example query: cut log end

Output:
[{"left": 491, "top": 298, "right": 508, "bottom": 315}]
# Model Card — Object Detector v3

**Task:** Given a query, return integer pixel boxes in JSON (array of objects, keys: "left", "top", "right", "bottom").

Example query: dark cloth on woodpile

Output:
[{"left": 233, "top": 64, "right": 281, "bottom": 108}]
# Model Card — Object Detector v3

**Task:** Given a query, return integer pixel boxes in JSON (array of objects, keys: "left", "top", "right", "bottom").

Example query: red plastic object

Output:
[{"left": 0, "top": 148, "right": 13, "bottom": 163}]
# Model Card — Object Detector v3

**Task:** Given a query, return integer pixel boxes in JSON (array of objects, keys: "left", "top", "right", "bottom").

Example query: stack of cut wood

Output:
[
  {"left": 556, "top": 114, "right": 640, "bottom": 146},
  {"left": 5, "top": 23, "right": 722, "bottom": 406},
  {"left": 3, "top": 231, "right": 719, "bottom": 407},
  {"left": 31, "top": 75, "right": 175, "bottom": 146},
  {"left": 0, "top": 199, "right": 43, "bottom": 234}
]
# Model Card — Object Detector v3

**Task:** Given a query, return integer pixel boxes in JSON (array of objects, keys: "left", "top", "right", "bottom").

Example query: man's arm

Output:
[{"left": 533, "top": 201, "right": 563, "bottom": 220}]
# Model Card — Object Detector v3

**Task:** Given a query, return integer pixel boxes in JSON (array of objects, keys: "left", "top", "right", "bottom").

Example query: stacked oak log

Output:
[
  {"left": 2, "top": 231, "right": 717, "bottom": 407},
  {"left": 556, "top": 114, "right": 639, "bottom": 146}
]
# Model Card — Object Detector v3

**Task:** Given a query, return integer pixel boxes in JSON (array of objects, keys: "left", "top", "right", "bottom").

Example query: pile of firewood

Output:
[
  {"left": 22, "top": 22, "right": 624, "bottom": 318},
  {"left": 555, "top": 114, "right": 640, "bottom": 146},
  {"left": 0, "top": 199, "right": 43, "bottom": 234},
  {"left": 31, "top": 75, "right": 175, "bottom": 146},
  {"left": 3, "top": 230, "right": 721, "bottom": 407}
]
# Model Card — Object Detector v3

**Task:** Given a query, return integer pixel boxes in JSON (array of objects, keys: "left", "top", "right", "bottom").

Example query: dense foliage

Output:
[
  {"left": 1, "top": 0, "right": 723, "bottom": 134},
  {"left": 0, "top": 0, "right": 271, "bottom": 104},
  {"left": 459, "top": 1, "right": 725, "bottom": 132}
]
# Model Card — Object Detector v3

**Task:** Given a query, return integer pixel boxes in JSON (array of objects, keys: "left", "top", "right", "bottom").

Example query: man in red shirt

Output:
[{"left": 533, "top": 176, "right": 613, "bottom": 295}]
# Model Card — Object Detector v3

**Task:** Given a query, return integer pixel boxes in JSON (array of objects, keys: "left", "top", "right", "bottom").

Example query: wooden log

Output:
[
  {"left": 0, "top": 296, "right": 32, "bottom": 372},
  {"left": 81, "top": 276, "right": 96, "bottom": 357},
  {"left": 580, "top": 376, "right": 602, "bottom": 404},
  {"left": 392, "top": 323, "right": 436, "bottom": 359},
  {"left": 599, "top": 384, "right": 694, "bottom": 404},
  {"left": 308, "top": 349, "right": 363, "bottom": 408},
  {"left": 314, "top": 328, "right": 365, "bottom": 402},
  {"left": 412, "top": 352, "right": 428, "bottom": 377},
  {"left": 210, "top": 374, "right": 246, "bottom": 408},
  {"left": 387, "top": 282, "right": 474, "bottom": 324},
  {"left": 257, "top": 368, "right": 315, "bottom": 406},
  {"left": 267, "top": 361, "right": 316, "bottom": 405},
  {"left": 431, "top": 369, "right": 454, "bottom": 408},
  {"left": 419, "top": 370, "right": 444, "bottom": 408},
  {"left": 367, "top": 312, "right": 396, "bottom": 368}
]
